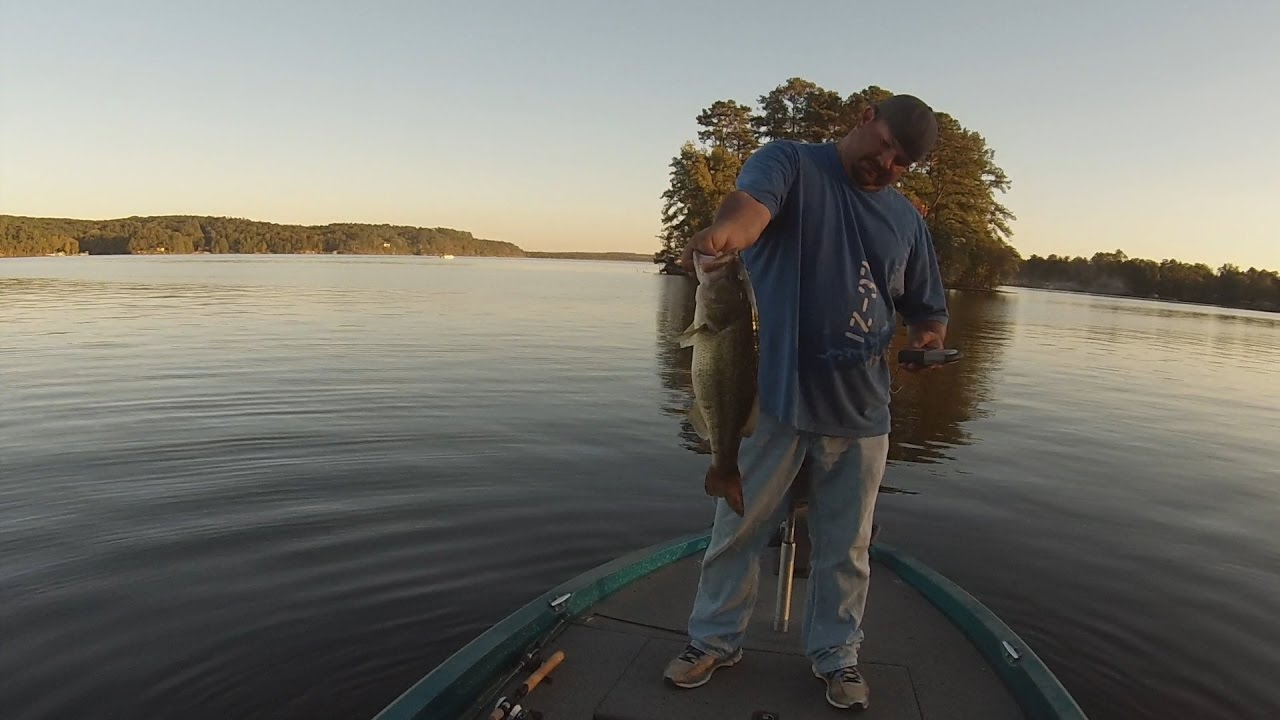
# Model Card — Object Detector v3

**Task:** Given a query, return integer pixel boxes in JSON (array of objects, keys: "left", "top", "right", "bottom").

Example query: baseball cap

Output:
[{"left": 875, "top": 94, "right": 938, "bottom": 163}]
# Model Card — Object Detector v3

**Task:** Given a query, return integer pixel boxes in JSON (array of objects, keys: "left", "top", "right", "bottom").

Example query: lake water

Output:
[{"left": 2, "top": 255, "right": 1277, "bottom": 720}]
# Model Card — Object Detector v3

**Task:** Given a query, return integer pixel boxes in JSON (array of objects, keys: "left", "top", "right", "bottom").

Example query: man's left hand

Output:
[{"left": 900, "top": 320, "right": 947, "bottom": 373}]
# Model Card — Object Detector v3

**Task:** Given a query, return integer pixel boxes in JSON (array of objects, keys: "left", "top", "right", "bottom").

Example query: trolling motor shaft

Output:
[{"left": 774, "top": 504, "right": 799, "bottom": 632}]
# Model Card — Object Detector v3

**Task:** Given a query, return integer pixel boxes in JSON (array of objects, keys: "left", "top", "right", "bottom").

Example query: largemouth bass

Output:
[{"left": 679, "top": 251, "right": 759, "bottom": 516}]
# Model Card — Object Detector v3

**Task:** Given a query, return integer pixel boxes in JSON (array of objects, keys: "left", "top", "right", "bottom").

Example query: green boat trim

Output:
[
  {"left": 372, "top": 531, "right": 712, "bottom": 720},
  {"left": 373, "top": 531, "right": 1086, "bottom": 720},
  {"left": 871, "top": 543, "right": 1087, "bottom": 720}
]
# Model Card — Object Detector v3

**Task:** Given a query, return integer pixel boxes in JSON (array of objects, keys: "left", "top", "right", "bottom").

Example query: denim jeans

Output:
[{"left": 687, "top": 412, "right": 888, "bottom": 673}]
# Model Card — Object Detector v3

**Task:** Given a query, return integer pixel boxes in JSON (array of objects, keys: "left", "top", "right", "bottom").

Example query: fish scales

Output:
[{"left": 679, "top": 251, "right": 760, "bottom": 516}]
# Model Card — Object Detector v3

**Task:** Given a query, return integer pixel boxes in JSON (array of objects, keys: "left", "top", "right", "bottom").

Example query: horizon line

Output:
[{"left": 1, "top": 210, "right": 1273, "bottom": 271}]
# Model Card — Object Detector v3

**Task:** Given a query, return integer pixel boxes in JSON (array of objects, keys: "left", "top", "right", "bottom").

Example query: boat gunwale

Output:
[
  {"left": 871, "top": 542, "right": 1088, "bottom": 720},
  {"left": 372, "top": 532, "right": 1088, "bottom": 720},
  {"left": 371, "top": 530, "right": 712, "bottom": 720}
]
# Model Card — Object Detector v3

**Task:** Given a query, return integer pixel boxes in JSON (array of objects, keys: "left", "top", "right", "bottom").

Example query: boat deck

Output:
[{"left": 495, "top": 551, "right": 1025, "bottom": 720}]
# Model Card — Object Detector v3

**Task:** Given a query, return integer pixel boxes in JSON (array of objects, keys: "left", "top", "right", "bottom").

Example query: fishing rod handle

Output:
[{"left": 522, "top": 650, "right": 565, "bottom": 694}]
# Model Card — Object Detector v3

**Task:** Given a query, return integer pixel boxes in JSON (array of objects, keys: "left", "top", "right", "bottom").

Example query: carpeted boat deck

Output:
[{"left": 481, "top": 551, "right": 1025, "bottom": 720}]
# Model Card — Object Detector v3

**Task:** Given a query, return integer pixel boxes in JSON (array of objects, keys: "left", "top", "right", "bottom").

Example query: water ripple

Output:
[{"left": 1, "top": 259, "right": 1277, "bottom": 720}]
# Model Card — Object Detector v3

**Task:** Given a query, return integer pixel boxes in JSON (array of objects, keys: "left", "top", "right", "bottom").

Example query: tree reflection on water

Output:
[{"left": 654, "top": 277, "right": 1013, "bottom": 471}]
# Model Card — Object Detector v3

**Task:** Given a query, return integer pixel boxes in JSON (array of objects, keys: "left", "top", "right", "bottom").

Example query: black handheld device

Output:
[{"left": 897, "top": 348, "right": 963, "bottom": 366}]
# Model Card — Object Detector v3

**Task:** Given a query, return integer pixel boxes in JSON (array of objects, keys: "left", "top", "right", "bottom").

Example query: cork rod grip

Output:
[{"left": 522, "top": 651, "right": 565, "bottom": 694}]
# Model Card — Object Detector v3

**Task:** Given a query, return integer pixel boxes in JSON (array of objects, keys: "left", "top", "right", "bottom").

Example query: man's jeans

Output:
[{"left": 687, "top": 412, "right": 888, "bottom": 673}]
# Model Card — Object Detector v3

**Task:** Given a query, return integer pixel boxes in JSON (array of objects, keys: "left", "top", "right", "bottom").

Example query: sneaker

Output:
[
  {"left": 663, "top": 644, "right": 743, "bottom": 688},
  {"left": 813, "top": 664, "right": 869, "bottom": 710}
]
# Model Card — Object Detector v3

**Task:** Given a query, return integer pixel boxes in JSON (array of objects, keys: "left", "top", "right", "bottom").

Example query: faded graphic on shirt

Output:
[
  {"left": 816, "top": 260, "right": 893, "bottom": 366},
  {"left": 845, "top": 260, "right": 878, "bottom": 343}
]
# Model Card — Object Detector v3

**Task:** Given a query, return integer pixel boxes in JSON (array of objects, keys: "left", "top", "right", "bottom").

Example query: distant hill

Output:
[{"left": 0, "top": 214, "right": 518, "bottom": 258}]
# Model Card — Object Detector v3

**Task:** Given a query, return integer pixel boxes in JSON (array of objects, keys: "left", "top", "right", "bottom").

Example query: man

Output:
[{"left": 663, "top": 94, "right": 949, "bottom": 711}]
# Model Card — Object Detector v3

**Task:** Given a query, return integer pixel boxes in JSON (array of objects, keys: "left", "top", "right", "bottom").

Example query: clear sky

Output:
[{"left": 2, "top": 1, "right": 1277, "bottom": 268}]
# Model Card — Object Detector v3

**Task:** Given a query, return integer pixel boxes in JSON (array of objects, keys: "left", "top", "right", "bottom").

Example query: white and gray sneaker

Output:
[{"left": 814, "top": 664, "right": 870, "bottom": 710}]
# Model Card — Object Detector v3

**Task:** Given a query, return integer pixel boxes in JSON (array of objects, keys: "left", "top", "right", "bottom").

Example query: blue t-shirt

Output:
[{"left": 737, "top": 140, "right": 949, "bottom": 437}]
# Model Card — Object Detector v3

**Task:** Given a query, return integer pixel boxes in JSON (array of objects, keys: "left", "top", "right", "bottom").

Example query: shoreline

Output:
[
  {"left": 5, "top": 253, "right": 1274, "bottom": 315},
  {"left": 1, "top": 250, "right": 653, "bottom": 263},
  {"left": 1002, "top": 283, "right": 1278, "bottom": 314}
]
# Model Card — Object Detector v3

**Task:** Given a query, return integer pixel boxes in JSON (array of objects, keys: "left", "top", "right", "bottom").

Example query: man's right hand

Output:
[
  {"left": 680, "top": 190, "right": 773, "bottom": 274},
  {"left": 680, "top": 226, "right": 729, "bottom": 274}
]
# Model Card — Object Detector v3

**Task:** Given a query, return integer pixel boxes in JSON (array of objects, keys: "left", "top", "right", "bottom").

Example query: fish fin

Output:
[
  {"left": 724, "top": 477, "right": 745, "bottom": 517},
  {"left": 677, "top": 323, "right": 703, "bottom": 348},
  {"left": 680, "top": 286, "right": 713, "bottom": 347},
  {"left": 740, "top": 394, "right": 760, "bottom": 437},
  {"left": 687, "top": 403, "right": 710, "bottom": 440}
]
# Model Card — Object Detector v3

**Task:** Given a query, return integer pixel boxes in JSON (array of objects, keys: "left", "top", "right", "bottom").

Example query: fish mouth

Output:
[{"left": 692, "top": 251, "right": 741, "bottom": 282}]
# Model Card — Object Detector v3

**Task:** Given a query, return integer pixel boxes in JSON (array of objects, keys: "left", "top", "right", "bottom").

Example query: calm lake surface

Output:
[{"left": 2, "top": 255, "right": 1277, "bottom": 720}]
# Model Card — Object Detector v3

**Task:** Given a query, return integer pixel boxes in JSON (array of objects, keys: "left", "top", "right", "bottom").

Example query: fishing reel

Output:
[
  {"left": 504, "top": 706, "right": 542, "bottom": 720},
  {"left": 490, "top": 698, "right": 544, "bottom": 720}
]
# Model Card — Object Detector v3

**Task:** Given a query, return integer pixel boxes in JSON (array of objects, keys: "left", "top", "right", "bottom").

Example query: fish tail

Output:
[{"left": 705, "top": 463, "right": 745, "bottom": 517}]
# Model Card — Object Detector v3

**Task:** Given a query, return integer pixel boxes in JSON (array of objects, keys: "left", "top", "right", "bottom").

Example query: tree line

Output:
[
  {"left": 654, "top": 78, "right": 1020, "bottom": 290},
  {"left": 0, "top": 215, "right": 524, "bottom": 258},
  {"left": 1014, "top": 250, "right": 1278, "bottom": 311}
]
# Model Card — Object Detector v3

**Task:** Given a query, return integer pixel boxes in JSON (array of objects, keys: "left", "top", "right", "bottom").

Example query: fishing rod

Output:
[
  {"left": 469, "top": 592, "right": 574, "bottom": 720},
  {"left": 488, "top": 650, "right": 565, "bottom": 720}
]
